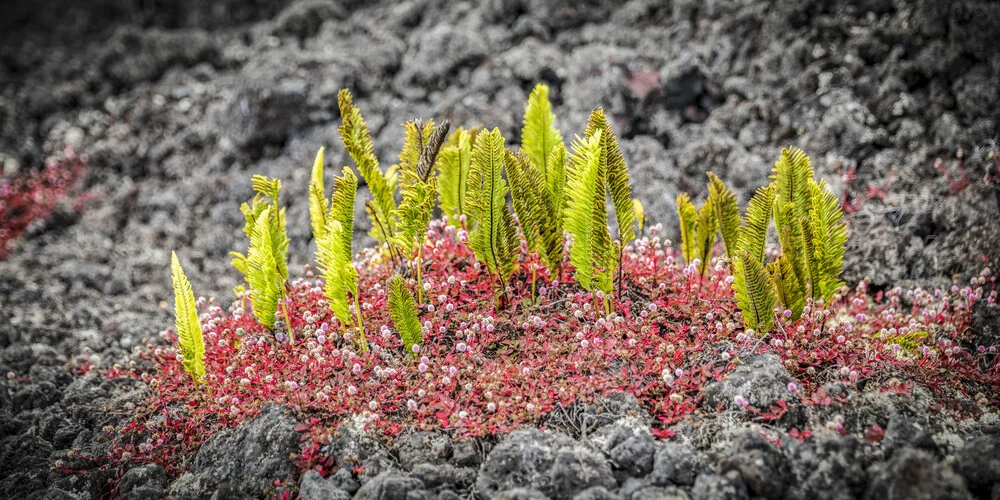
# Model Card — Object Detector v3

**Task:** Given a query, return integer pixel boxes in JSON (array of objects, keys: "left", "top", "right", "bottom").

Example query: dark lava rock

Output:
[
  {"left": 718, "top": 434, "right": 792, "bottom": 500},
  {"left": 118, "top": 464, "right": 168, "bottom": 500},
  {"left": 702, "top": 354, "right": 797, "bottom": 412},
  {"left": 477, "top": 428, "right": 616, "bottom": 499},
  {"left": 632, "top": 485, "right": 690, "bottom": 500},
  {"left": 782, "top": 434, "right": 869, "bottom": 500},
  {"left": 394, "top": 431, "right": 450, "bottom": 470},
  {"left": 410, "top": 463, "right": 476, "bottom": 491},
  {"left": 167, "top": 404, "right": 300, "bottom": 498},
  {"left": 299, "top": 470, "right": 352, "bottom": 500},
  {"left": 863, "top": 447, "right": 972, "bottom": 500},
  {"left": 691, "top": 471, "right": 750, "bottom": 500},
  {"left": 574, "top": 485, "right": 623, "bottom": 500},
  {"left": 353, "top": 472, "right": 424, "bottom": 500},
  {"left": 608, "top": 433, "right": 655, "bottom": 481},
  {"left": 953, "top": 435, "right": 1000, "bottom": 499},
  {"left": 649, "top": 441, "right": 707, "bottom": 487}
]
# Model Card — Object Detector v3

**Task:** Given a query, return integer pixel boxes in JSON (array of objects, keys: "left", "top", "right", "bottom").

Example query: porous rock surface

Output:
[{"left": 2, "top": 0, "right": 1000, "bottom": 498}]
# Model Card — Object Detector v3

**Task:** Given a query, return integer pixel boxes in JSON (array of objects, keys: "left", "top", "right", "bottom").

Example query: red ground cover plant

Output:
[
  {"left": 109, "top": 218, "right": 1000, "bottom": 477},
  {"left": 0, "top": 147, "right": 86, "bottom": 258}
]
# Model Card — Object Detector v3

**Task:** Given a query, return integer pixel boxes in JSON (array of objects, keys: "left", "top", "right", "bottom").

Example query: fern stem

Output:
[
  {"left": 415, "top": 246, "right": 424, "bottom": 304},
  {"left": 280, "top": 292, "right": 295, "bottom": 344},
  {"left": 616, "top": 244, "right": 624, "bottom": 303},
  {"left": 530, "top": 259, "right": 537, "bottom": 305},
  {"left": 353, "top": 293, "right": 368, "bottom": 353}
]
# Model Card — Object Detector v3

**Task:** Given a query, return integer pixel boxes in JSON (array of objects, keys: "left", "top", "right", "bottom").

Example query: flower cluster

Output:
[{"left": 111, "top": 220, "right": 999, "bottom": 476}]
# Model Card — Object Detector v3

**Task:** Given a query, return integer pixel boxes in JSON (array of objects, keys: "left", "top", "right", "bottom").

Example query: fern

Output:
[
  {"left": 768, "top": 254, "right": 805, "bottom": 319},
  {"left": 584, "top": 108, "right": 636, "bottom": 246},
  {"left": 314, "top": 168, "right": 365, "bottom": 350},
  {"left": 695, "top": 198, "right": 719, "bottom": 275},
  {"left": 707, "top": 172, "right": 741, "bottom": 259},
  {"left": 437, "top": 128, "right": 474, "bottom": 223},
  {"left": 675, "top": 193, "right": 698, "bottom": 264},
  {"left": 771, "top": 146, "right": 814, "bottom": 221},
  {"left": 771, "top": 146, "right": 818, "bottom": 298},
  {"left": 547, "top": 143, "right": 568, "bottom": 236},
  {"left": 392, "top": 121, "right": 450, "bottom": 257},
  {"left": 808, "top": 177, "right": 847, "bottom": 301},
  {"left": 398, "top": 119, "right": 436, "bottom": 177},
  {"left": 737, "top": 184, "right": 775, "bottom": 265},
  {"left": 733, "top": 250, "right": 776, "bottom": 334},
  {"left": 170, "top": 252, "right": 205, "bottom": 384},
  {"left": 232, "top": 176, "right": 291, "bottom": 334},
  {"left": 338, "top": 89, "right": 398, "bottom": 246},
  {"left": 521, "top": 83, "right": 564, "bottom": 181},
  {"left": 506, "top": 149, "right": 563, "bottom": 281},
  {"left": 565, "top": 131, "right": 615, "bottom": 298},
  {"left": 246, "top": 207, "right": 283, "bottom": 330},
  {"left": 388, "top": 275, "right": 424, "bottom": 357},
  {"left": 308, "top": 147, "right": 330, "bottom": 242},
  {"left": 633, "top": 198, "right": 646, "bottom": 235},
  {"left": 467, "top": 128, "right": 519, "bottom": 295}
]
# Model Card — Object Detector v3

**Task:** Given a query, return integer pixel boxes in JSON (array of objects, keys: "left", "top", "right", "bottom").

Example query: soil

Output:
[{"left": 1, "top": 0, "right": 999, "bottom": 498}]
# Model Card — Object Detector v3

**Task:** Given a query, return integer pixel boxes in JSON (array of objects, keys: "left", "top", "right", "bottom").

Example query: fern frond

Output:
[
  {"left": 564, "top": 132, "right": 606, "bottom": 292},
  {"left": 170, "top": 252, "right": 205, "bottom": 382},
  {"left": 771, "top": 146, "right": 814, "bottom": 221},
  {"left": 707, "top": 172, "right": 741, "bottom": 258},
  {"left": 315, "top": 220, "right": 357, "bottom": 329},
  {"left": 309, "top": 147, "right": 330, "bottom": 242},
  {"left": 230, "top": 251, "right": 248, "bottom": 276},
  {"left": 675, "top": 193, "right": 698, "bottom": 264},
  {"left": 467, "top": 128, "right": 519, "bottom": 285},
  {"left": 246, "top": 207, "right": 282, "bottom": 329},
  {"left": 329, "top": 167, "right": 358, "bottom": 260},
  {"left": 585, "top": 108, "right": 636, "bottom": 245},
  {"left": 507, "top": 149, "right": 563, "bottom": 276},
  {"left": 338, "top": 89, "right": 397, "bottom": 245},
  {"left": 388, "top": 275, "right": 423, "bottom": 357},
  {"left": 732, "top": 250, "right": 776, "bottom": 334},
  {"left": 437, "top": 128, "right": 473, "bottom": 223},
  {"left": 695, "top": 197, "right": 718, "bottom": 275},
  {"left": 251, "top": 174, "right": 281, "bottom": 203},
  {"left": 521, "top": 83, "right": 564, "bottom": 180},
  {"left": 768, "top": 254, "right": 805, "bottom": 320},
  {"left": 417, "top": 120, "right": 450, "bottom": 182},
  {"left": 546, "top": 143, "right": 567, "bottom": 232},
  {"left": 390, "top": 173, "right": 436, "bottom": 256},
  {"left": 737, "top": 184, "right": 775, "bottom": 264},
  {"left": 398, "top": 119, "right": 436, "bottom": 177},
  {"left": 809, "top": 178, "right": 847, "bottom": 301},
  {"left": 633, "top": 199, "right": 646, "bottom": 233}
]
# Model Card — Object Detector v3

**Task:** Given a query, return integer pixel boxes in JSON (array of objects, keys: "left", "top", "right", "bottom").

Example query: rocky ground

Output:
[{"left": 1, "top": 0, "right": 999, "bottom": 498}]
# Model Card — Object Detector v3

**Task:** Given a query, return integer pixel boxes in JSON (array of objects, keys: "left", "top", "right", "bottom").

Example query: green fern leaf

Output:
[
  {"left": 565, "top": 132, "right": 607, "bottom": 292},
  {"left": 467, "top": 128, "right": 519, "bottom": 285},
  {"left": 507, "top": 149, "right": 563, "bottom": 276},
  {"left": 437, "top": 128, "right": 473, "bottom": 223},
  {"left": 771, "top": 146, "right": 814, "bottom": 221},
  {"left": 675, "top": 193, "right": 698, "bottom": 264},
  {"left": 388, "top": 275, "right": 423, "bottom": 357},
  {"left": 316, "top": 220, "right": 358, "bottom": 329},
  {"left": 585, "top": 108, "right": 636, "bottom": 246},
  {"left": 170, "top": 252, "right": 205, "bottom": 382},
  {"left": 733, "top": 250, "right": 776, "bottom": 334},
  {"left": 768, "top": 254, "right": 805, "bottom": 319},
  {"left": 633, "top": 199, "right": 646, "bottom": 233},
  {"left": 521, "top": 83, "right": 564, "bottom": 180},
  {"left": 546, "top": 142, "right": 568, "bottom": 234},
  {"left": 809, "top": 178, "right": 847, "bottom": 301},
  {"left": 308, "top": 147, "right": 330, "bottom": 243},
  {"left": 246, "top": 207, "right": 282, "bottom": 329},
  {"left": 707, "top": 172, "right": 741, "bottom": 258},
  {"left": 737, "top": 184, "right": 775, "bottom": 264},
  {"left": 398, "top": 119, "right": 436, "bottom": 177},
  {"left": 338, "top": 89, "right": 397, "bottom": 245},
  {"left": 695, "top": 197, "right": 719, "bottom": 275},
  {"left": 329, "top": 167, "right": 358, "bottom": 261}
]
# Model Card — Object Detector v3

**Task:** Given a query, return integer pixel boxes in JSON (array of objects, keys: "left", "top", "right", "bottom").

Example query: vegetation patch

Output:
[{"left": 109, "top": 86, "right": 999, "bottom": 479}]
